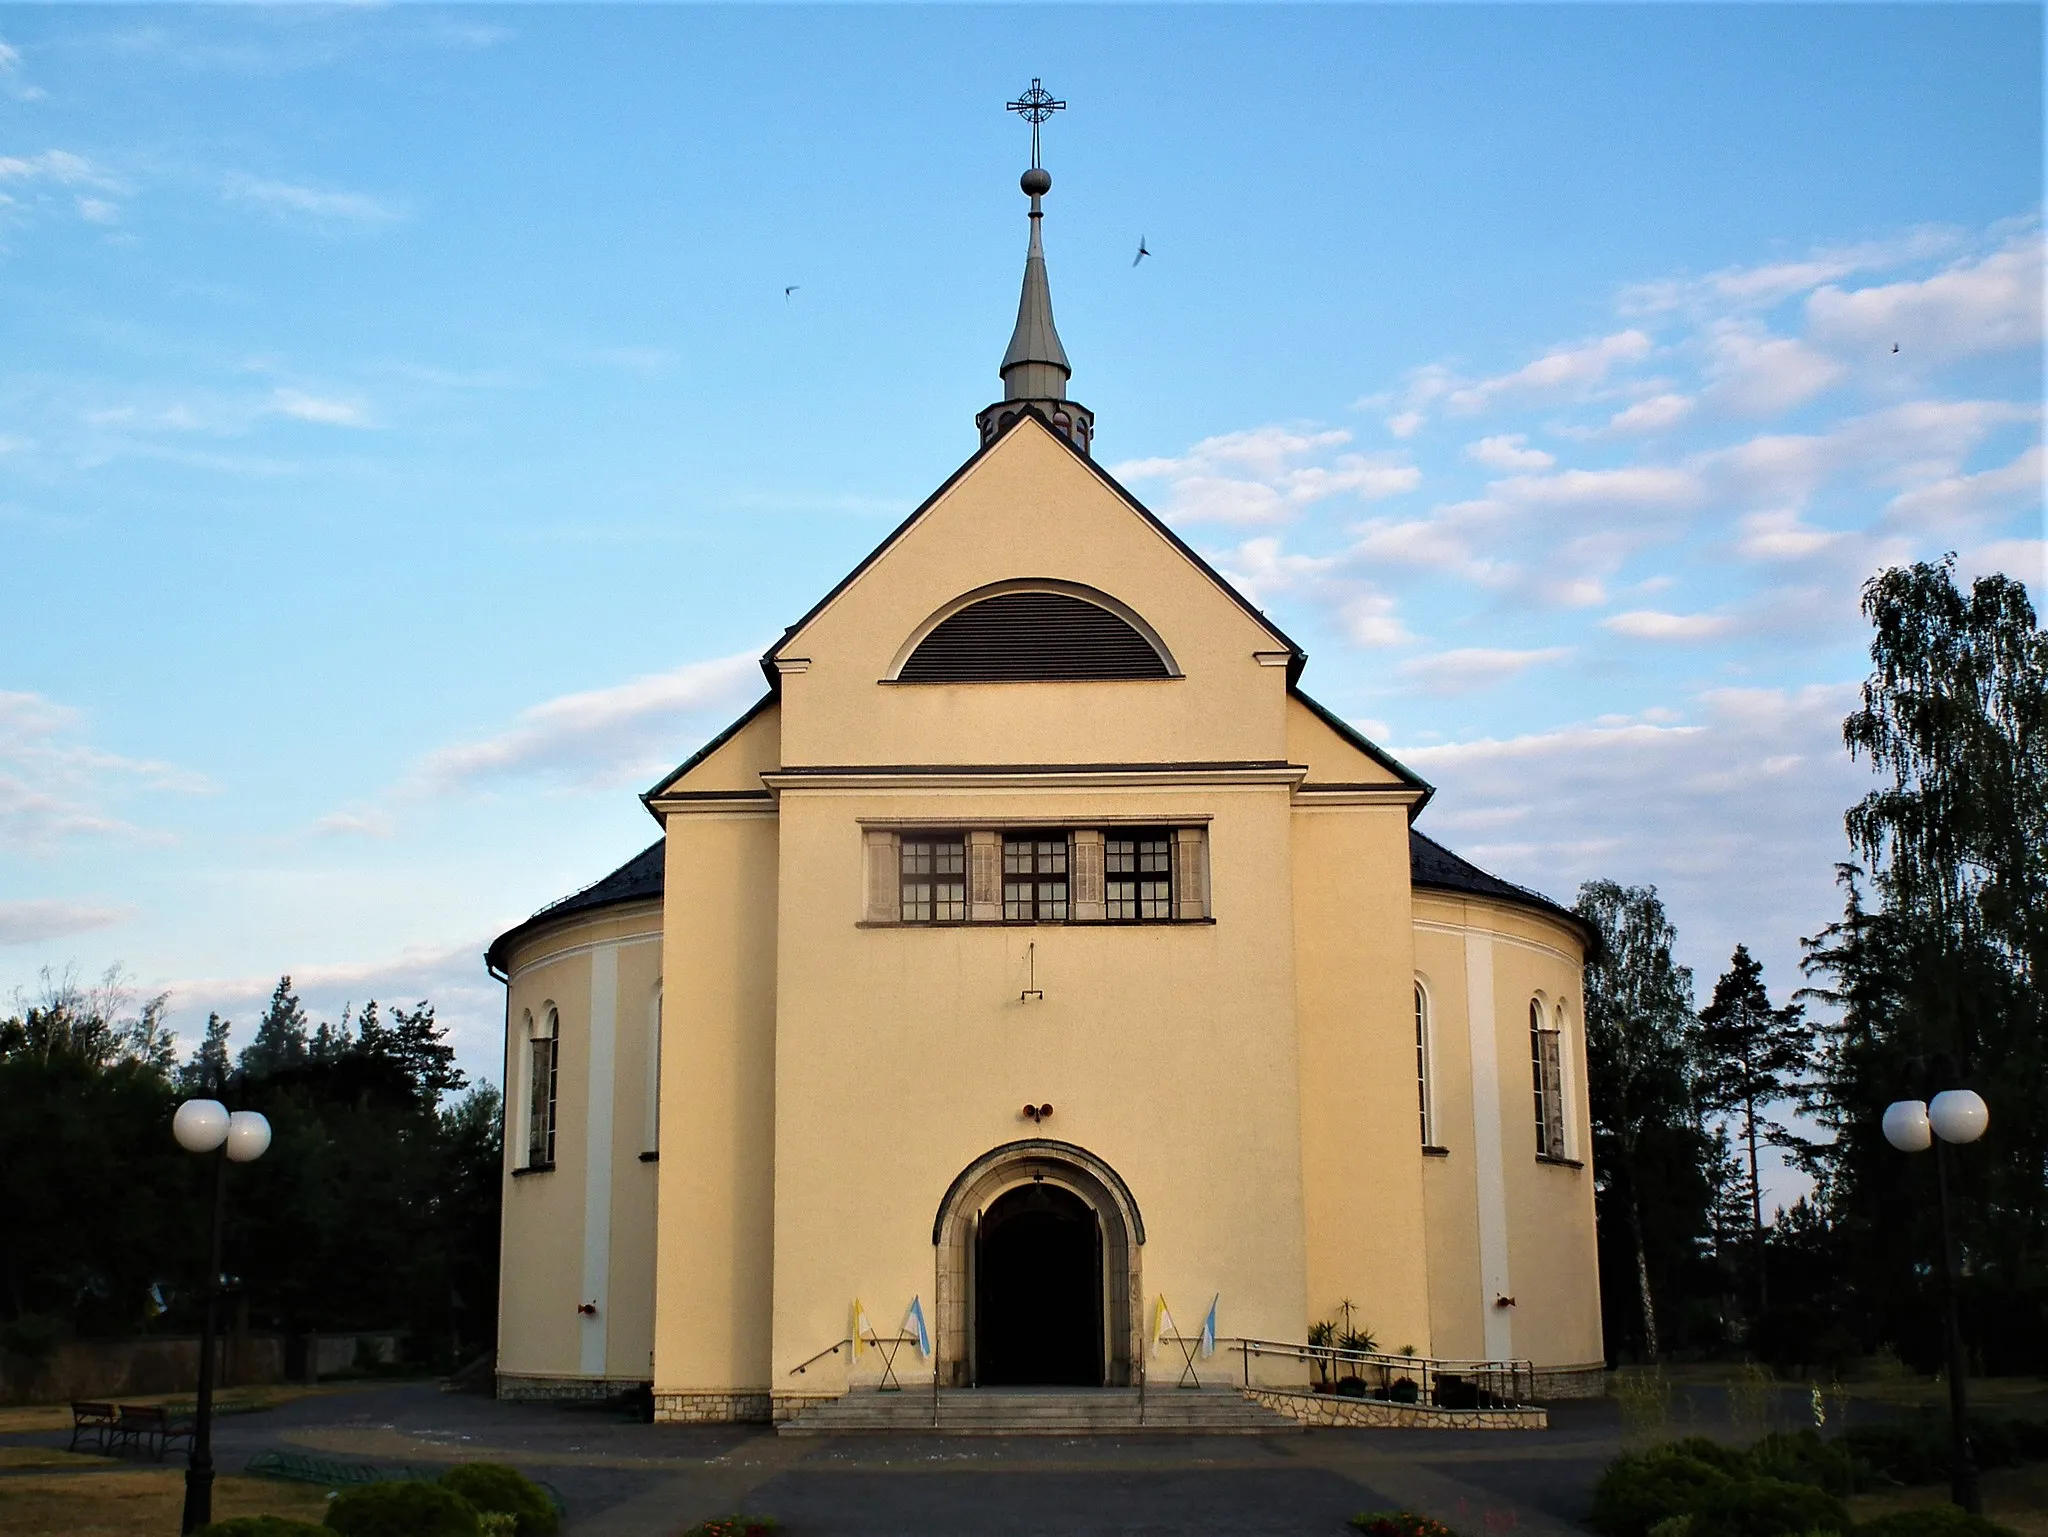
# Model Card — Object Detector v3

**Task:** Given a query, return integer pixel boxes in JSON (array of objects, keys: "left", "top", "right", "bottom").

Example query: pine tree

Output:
[
  {"left": 180, "top": 1012, "right": 233, "bottom": 1092},
  {"left": 1698, "top": 944, "right": 1812, "bottom": 1312},
  {"left": 240, "top": 976, "right": 311, "bottom": 1079}
]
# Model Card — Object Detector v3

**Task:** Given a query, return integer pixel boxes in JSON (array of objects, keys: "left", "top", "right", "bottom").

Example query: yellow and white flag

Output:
[
  {"left": 852, "top": 1297, "right": 874, "bottom": 1357},
  {"left": 1150, "top": 1295, "right": 1177, "bottom": 1352}
]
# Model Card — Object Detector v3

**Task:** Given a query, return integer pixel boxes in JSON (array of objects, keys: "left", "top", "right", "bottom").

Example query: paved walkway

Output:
[{"left": 2, "top": 1380, "right": 1816, "bottom": 1535}]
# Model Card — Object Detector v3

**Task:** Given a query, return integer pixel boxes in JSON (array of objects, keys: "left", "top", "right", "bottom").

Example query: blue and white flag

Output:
[
  {"left": 905, "top": 1296, "right": 932, "bottom": 1359},
  {"left": 1199, "top": 1295, "right": 1218, "bottom": 1359}
]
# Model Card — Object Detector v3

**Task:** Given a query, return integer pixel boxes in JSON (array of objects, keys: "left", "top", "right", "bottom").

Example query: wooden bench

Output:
[
  {"left": 68, "top": 1401, "right": 118, "bottom": 1453},
  {"left": 108, "top": 1403, "right": 195, "bottom": 1461}
]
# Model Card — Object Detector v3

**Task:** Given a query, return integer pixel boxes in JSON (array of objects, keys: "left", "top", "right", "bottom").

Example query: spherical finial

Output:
[{"left": 1021, "top": 167, "right": 1051, "bottom": 197}]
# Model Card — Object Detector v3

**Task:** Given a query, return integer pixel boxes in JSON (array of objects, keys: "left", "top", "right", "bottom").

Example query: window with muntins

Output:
[
  {"left": 1003, "top": 835, "right": 1069, "bottom": 921},
  {"left": 900, "top": 835, "right": 966, "bottom": 923},
  {"left": 527, "top": 1007, "right": 560, "bottom": 1168},
  {"left": 1105, "top": 832, "right": 1173, "bottom": 920},
  {"left": 1530, "top": 999, "right": 1566, "bottom": 1158}
]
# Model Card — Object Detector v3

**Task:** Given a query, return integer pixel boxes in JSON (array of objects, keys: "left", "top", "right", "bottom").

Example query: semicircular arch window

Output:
[{"left": 898, "top": 591, "right": 1170, "bottom": 682}]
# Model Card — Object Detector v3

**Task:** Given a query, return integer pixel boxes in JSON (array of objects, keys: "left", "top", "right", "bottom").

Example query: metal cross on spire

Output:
[{"left": 1006, "top": 78, "right": 1066, "bottom": 170}]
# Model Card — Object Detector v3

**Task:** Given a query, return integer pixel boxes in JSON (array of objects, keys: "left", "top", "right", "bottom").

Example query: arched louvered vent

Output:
[{"left": 898, "top": 592, "right": 1171, "bottom": 682}]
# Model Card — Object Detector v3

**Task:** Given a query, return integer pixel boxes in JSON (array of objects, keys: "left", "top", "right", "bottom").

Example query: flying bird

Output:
[
  {"left": 785, "top": 285, "right": 800, "bottom": 300},
  {"left": 1892, "top": 342, "right": 1900, "bottom": 353},
  {"left": 1132, "top": 236, "right": 1149, "bottom": 268}
]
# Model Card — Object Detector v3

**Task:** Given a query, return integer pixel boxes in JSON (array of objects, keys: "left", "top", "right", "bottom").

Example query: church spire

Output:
[{"left": 977, "top": 79, "right": 1094, "bottom": 456}]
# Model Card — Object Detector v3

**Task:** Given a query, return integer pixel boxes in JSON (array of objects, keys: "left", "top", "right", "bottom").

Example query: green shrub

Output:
[
  {"left": 1588, "top": 1451, "right": 1737, "bottom": 1537},
  {"left": 1854, "top": 1508, "right": 2019, "bottom": 1536},
  {"left": 1841, "top": 1421, "right": 1946, "bottom": 1486},
  {"left": 324, "top": 1481, "right": 480, "bottom": 1537},
  {"left": 1685, "top": 1476, "right": 1848, "bottom": 1536},
  {"left": 197, "top": 1520, "right": 329, "bottom": 1537},
  {"left": 1747, "top": 1429, "right": 1873, "bottom": 1496},
  {"left": 1349, "top": 1515, "right": 1461, "bottom": 1537},
  {"left": 437, "top": 1465, "right": 558, "bottom": 1537},
  {"left": 1665, "top": 1437, "right": 1754, "bottom": 1477}
]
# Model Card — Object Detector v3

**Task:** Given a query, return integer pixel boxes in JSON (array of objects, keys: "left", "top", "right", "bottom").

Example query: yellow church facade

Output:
[{"left": 486, "top": 149, "right": 1603, "bottom": 1424}]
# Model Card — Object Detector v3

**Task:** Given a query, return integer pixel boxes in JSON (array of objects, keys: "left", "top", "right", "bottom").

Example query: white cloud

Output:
[
  {"left": 1606, "top": 393, "right": 1694, "bottom": 434},
  {"left": 0, "top": 899, "right": 135, "bottom": 945},
  {"left": 1807, "top": 235, "right": 2044, "bottom": 364},
  {"left": 269, "top": 388, "right": 373, "bottom": 428},
  {"left": 1397, "top": 646, "right": 1572, "bottom": 696},
  {"left": 0, "top": 691, "right": 214, "bottom": 852},
  {"left": 0, "top": 150, "right": 117, "bottom": 189},
  {"left": 1385, "top": 410, "right": 1425, "bottom": 439},
  {"left": 1618, "top": 227, "right": 1963, "bottom": 316},
  {"left": 1735, "top": 509, "right": 1846, "bottom": 562},
  {"left": 0, "top": 38, "right": 45, "bottom": 100},
  {"left": 223, "top": 173, "right": 397, "bottom": 226},
  {"left": 1602, "top": 609, "right": 1736, "bottom": 642},
  {"left": 410, "top": 651, "right": 763, "bottom": 794},
  {"left": 1113, "top": 427, "right": 1418, "bottom": 526},
  {"left": 1702, "top": 321, "right": 1846, "bottom": 414},
  {"left": 1444, "top": 330, "right": 1653, "bottom": 416},
  {"left": 1960, "top": 537, "right": 2046, "bottom": 589},
  {"left": 1336, "top": 589, "right": 1413, "bottom": 648},
  {"left": 1883, "top": 443, "right": 2044, "bottom": 535},
  {"left": 1466, "top": 434, "right": 1555, "bottom": 472},
  {"left": 314, "top": 808, "right": 396, "bottom": 839}
]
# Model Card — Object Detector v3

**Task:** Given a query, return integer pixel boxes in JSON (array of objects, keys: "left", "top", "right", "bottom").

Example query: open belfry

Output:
[{"left": 487, "top": 82, "right": 1604, "bottom": 1429}]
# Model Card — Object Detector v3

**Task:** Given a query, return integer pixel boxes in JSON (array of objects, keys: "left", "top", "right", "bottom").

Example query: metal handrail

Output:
[
  {"left": 1229, "top": 1337, "right": 1537, "bottom": 1409},
  {"left": 788, "top": 1339, "right": 852, "bottom": 1376}
]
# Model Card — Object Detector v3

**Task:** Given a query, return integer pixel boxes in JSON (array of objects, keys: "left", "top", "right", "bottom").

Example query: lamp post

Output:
[
  {"left": 171, "top": 1096, "right": 271, "bottom": 1536},
  {"left": 1881, "top": 1086, "right": 1990, "bottom": 1516}
]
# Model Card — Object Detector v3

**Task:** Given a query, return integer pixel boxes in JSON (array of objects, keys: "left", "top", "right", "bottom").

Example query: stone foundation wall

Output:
[
  {"left": 1244, "top": 1387, "right": 1548, "bottom": 1430},
  {"left": 1530, "top": 1363, "right": 1607, "bottom": 1400},
  {"left": 497, "top": 1374, "right": 646, "bottom": 1403},
  {"left": 653, "top": 1390, "right": 774, "bottom": 1423}
]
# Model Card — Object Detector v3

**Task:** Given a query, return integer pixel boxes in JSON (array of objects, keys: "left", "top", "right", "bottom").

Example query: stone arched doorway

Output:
[{"left": 932, "top": 1139, "right": 1143, "bottom": 1388}]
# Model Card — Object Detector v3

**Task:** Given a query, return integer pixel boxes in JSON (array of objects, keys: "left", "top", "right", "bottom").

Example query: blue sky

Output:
[{"left": 3, "top": 5, "right": 2042, "bottom": 1167}]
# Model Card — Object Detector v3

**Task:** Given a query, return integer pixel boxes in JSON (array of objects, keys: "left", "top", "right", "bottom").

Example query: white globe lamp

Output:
[
  {"left": 1881, "top": 1098, "right": 1932, "bottom": 1153},
  {"left": 173, "top": 1099, "right": 231, "bottom": 1154},
  {"left": 224, "top": 1111, "right": 272, "bottom": 1164},
  {"left": 1928, "top": 1089, "right": 1989, "bottom": 1145}
]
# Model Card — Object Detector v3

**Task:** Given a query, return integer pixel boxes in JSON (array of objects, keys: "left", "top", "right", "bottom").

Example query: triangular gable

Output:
[{"left": 762, "top": 408, "right": 1304, "bottom": 682}]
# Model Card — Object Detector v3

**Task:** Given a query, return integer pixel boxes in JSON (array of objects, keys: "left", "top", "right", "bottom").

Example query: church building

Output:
[{"left": 487, "top": 112, "right": 1604, "bottom": 1424}]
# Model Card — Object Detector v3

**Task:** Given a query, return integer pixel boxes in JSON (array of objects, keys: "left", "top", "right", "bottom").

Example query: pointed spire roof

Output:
[
  {"left": 977, "top": 162, "right": 1094, "bottom": 455},
  {"left": 1000, "top": 177, "right": 1071, "bottom": 399}
]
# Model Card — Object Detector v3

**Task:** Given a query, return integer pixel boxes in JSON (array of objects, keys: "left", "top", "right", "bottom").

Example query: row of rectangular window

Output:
[{"left": 893, "top": 829, "right": 1189, "bottom": 925}]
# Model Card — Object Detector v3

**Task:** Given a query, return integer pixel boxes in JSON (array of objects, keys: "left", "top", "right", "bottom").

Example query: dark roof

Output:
[
  {"left": 485, "top": 827, "right": 1585, "bottom": 980},
  {"left": 484, "top": 840, "right": 665, "bottom": 977},
  {"left": 1409, "top": 828, "right": 1589, "bottom": 941},
  {"left": 1290, "top": 686, "right": 1432, "bottom": 815}
]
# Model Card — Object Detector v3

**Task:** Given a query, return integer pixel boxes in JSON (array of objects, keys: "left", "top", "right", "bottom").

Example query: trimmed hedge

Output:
[
  {"left": 324, "top": 1481, "right": 480, "bottom": 1537},
  {"left": 437, "top": 1465, "right": 558, "bottom": 1537}
]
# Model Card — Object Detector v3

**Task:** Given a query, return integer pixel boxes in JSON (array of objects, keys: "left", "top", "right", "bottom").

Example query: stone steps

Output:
[{"left": 778, "top": 1386, "right": 1302, "bottom": 1436}]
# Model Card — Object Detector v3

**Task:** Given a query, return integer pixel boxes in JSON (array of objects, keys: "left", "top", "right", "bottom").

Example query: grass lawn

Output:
[
  {"left": 0, "top": 1468, "right": 332, "bottom": 1535},
  {"left": 1847, "top": 1464, "right": 2048, "bottom": 1536}
]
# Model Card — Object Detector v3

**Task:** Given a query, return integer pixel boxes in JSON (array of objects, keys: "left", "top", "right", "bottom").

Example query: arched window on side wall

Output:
[
  {"left": 1414, "top": 982, "right": 1436, "bottom": 1149},
  {"left": 1530, "top": 997, "right": 1565, "bottom": 1159},
  {"left": 527, "top": 1006, "right": 560, "bottom": 1169}
]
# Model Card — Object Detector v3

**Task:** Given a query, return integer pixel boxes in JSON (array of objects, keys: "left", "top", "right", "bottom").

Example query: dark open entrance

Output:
[{"left": 973, "top": 1181, "right": 1103, "bottom": 1386}]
